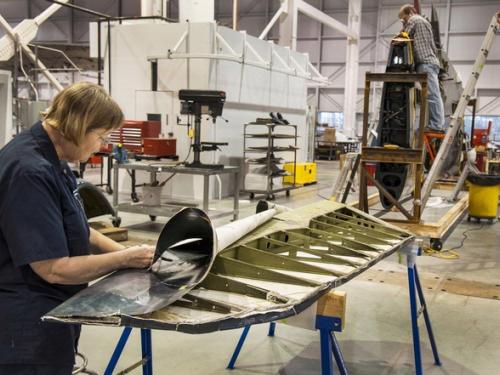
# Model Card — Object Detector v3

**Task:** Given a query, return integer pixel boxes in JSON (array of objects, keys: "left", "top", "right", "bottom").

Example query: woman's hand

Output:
[
  {"left": 121, "top": 244, "right": 155, "bottom": 269},
  {"left": 31, "top": 244, "right": 156, "bottom": 285}
]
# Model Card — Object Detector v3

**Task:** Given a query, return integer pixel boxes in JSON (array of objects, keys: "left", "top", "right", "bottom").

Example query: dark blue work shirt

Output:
[{"left": 0, "top": 122, "right": 90, "bottom": 365}]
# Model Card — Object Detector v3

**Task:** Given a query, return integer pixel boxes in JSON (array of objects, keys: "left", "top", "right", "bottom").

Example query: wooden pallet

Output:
[
  {"left": 387, "top": 194, "right": 468, "bottom": 249},
  {"left": 347, "top": 193, "right": 469, "bottom": 250}
]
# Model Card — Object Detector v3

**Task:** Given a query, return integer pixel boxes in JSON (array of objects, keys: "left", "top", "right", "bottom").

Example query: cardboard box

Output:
[{"left": 323, "top": 128, "right": 336, "bottom": 143}]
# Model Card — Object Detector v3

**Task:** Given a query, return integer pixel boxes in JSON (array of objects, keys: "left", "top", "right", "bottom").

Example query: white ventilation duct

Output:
[
  {"left": 141, "top": 0, "right": 168, "bottom": 17},
  {"left": 179, "top": 0, "right": 214, "bottom": 22}
]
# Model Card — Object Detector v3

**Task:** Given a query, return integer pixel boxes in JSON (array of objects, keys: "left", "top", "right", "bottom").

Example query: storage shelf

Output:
[
  {"left": 245, "top": 147, "right": 299, "bottom": 153},
  {"left": 246, "top": 159, "right": 284, "bottom": 164},
  {"left": 245, "top": 133, "right": 298, "bottom": 139},
  {"left": 116, "top": 203, "right": 181, "bottom": 217},
  {"left": 242, "top": 122, "right": 298, "bottom": 200}
]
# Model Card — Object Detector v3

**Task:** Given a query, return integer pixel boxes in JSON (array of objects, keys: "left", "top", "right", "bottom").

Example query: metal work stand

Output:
[
  {"left": 315, "top": 316, "right": 348, "bottom": 375},
  {"left": 241, "top": 122, "right": 298, "bottom": 200},
  {"left": 94, "top": 152, "right": 114, "bottom": 195},
  {"left": 227, "top": 241, "right": 440, "bottom": 375},
  {"left": 227, "top": 319, "right": 347, "bottom": 375},
  {"left": 104, "top": 327, "right": 153, "bottom": 375},
  {"left": 227, "top": 323, "right": 276, "bottom": 370},
  {"left": 77, "top": 153, "right": 114, "bottom": 194},
  {"left": 113, "top": 161, "right": 240, "bottom": 222},
  {"left": 405, "top": 241, "right": 441, "bottom": 375},
  {"left": 359, "top": 72, "right": 428, "bottom": 224}
]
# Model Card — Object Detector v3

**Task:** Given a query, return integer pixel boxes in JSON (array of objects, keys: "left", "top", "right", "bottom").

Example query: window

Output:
[{"left": 317, "top": 112, "right": 344, "bottom": 129}]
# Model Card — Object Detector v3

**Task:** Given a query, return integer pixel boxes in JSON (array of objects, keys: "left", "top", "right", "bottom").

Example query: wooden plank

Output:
[
  {"left": 386, "top": 221, "right": 441, "bottom": 237},
  {"left": 385, "top": 194, "right": 468, "bottom": 238},
  {"left": 433, "top": 181, "right": 460, "bottom": 191},
  {"left": 413, "top": 162, "right": 423, "bottom": 220},
  {"left": 316, "top": 290, "right": 347, "bottom": 328},
  {"left": 362, "top": 166, "right": 414, "bottom": 220},
  {"left": 90, "top": 221, "right": 128, "bottom": 242},
  {"left": 339, "top": 153, "right": 361, "bottom": 204},
  {"left": 347, "top": 193, "right": 379, "bottom": 209},
  {"left": 366, "top": 72, "right": 428, "bottom": 83},
  {"left": 436, "top": 194, "right": 469, "bottom": 228},
  {"left": 362, "top": 147, "right": 423, "bottom": 163}
]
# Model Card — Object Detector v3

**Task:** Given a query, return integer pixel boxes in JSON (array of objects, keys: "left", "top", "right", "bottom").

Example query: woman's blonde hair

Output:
[{"left": 44, "top": 82, "right": 124, "bottom": 146}]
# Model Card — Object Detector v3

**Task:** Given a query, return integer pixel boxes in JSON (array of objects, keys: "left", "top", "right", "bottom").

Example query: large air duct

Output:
[
  {"left": 140, "top": 0, "right": 166, "bottom": 17},
  {"left": 178, "top": 0, "right": 214, "bottom": 22},
  {"left": 155, "top": 202, "right": 290, "bottom": 259},
  {"left": 215, "top": 207, "right": 283, "bottom": 251}
]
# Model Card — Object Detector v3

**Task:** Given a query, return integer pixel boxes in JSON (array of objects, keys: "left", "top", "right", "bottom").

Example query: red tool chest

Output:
[
  {"left": 143, "top": 138, "right": 177, "bottom": 157},
  {"left": 102, "top": 120, "right": 161, "bottom": 153}
]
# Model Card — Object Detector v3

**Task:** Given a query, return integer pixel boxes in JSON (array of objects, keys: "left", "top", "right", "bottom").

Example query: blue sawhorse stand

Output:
[
  {"left": 227, "top": 317, "right": 347, "bottom": 375},
  {"left": 104, "top": 327, "right": 153, "bottom": 375},
  {"left": 227, "top": 241, "right": 441, "bottom": 374},
  {"left": 406, "top": 241, "right": 441, "bottom": 375}
]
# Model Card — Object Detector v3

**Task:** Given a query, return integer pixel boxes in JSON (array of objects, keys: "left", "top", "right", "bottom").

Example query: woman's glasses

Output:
[{"left": 95, "top": 132, "right": 110, "bottom": 146}]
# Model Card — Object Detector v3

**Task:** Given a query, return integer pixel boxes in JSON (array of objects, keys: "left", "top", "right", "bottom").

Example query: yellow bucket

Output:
[{"left": 467, "top": 174, "right": 500, "bottom": 219}]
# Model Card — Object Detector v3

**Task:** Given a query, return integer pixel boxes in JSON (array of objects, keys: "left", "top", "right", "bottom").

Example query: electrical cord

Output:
[
  {"left": 142, "top": 129, "right": 194, "bottom": 187},
  {"left": 181, "top": 137, "right": 193, "bottom": 165},
  {"left": 424, "top": 222, "right": 489, "bottom": 260},
  {"left": 155, "top": 140, "right": 192, "bottom": 186},
  {"left": 175, "top": 112, "right": 193, "bottom": 165},
  {"left": 157, "top": 172, "right": 177, "bottom": 187},
  {"left": 449, "top": 223, "right": 486, "bottom": 251},
  {"left": 316, "top": 191, "right": 332, "bottom": 201},
  {"left": 423, "top": 246, "right": 460, "bottom": 260}
]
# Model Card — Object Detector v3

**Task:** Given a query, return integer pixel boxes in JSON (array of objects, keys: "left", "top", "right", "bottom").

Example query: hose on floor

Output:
[
  {"left": 423, "top": 222, "right": 487, "bottom": 260},
  {"left": 423, "top": 246, "right": 460, "bottom": 260}
]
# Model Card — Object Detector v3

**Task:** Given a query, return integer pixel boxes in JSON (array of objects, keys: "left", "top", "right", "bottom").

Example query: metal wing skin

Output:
[
  {"left": 46, "top": 269, "right": 191, "bottom": 318},
  {"left": 44, "top": 201, "right": 413, "bottom": 333},
  {"left": 47, "top": 207, "right": 216, "bottom": 318}
]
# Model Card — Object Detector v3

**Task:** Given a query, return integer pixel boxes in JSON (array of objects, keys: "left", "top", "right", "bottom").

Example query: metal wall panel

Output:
[{"left": 0, "top": 0, "right": 498, "bottom": 114}]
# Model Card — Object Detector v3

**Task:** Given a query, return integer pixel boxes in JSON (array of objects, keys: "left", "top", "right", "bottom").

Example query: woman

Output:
[{"left": 0, "top": 82, "right": 155, "bottom": 374}]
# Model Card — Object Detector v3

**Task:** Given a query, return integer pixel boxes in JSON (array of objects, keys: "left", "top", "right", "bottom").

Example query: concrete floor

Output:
[{"left": 77, "top": 160, "right": 500, "bottom": 375}]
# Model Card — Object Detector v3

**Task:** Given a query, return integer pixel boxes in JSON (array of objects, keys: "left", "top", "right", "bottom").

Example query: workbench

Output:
[
  {"left": 314, "top": 140, "right": 359, "bottom": 160},
  {"left": 112, "top": 161, "right": 240, "bottom": 222}
]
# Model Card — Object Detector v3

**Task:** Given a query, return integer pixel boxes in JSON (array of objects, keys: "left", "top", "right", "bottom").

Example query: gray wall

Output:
[{"left": 1, "top": 0, "right": 499, "bottom": 116}]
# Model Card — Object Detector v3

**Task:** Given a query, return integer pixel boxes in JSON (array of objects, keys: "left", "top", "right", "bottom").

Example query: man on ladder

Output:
[{"left": 399, "top": 4, "right": 445, "bottom": 133}]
